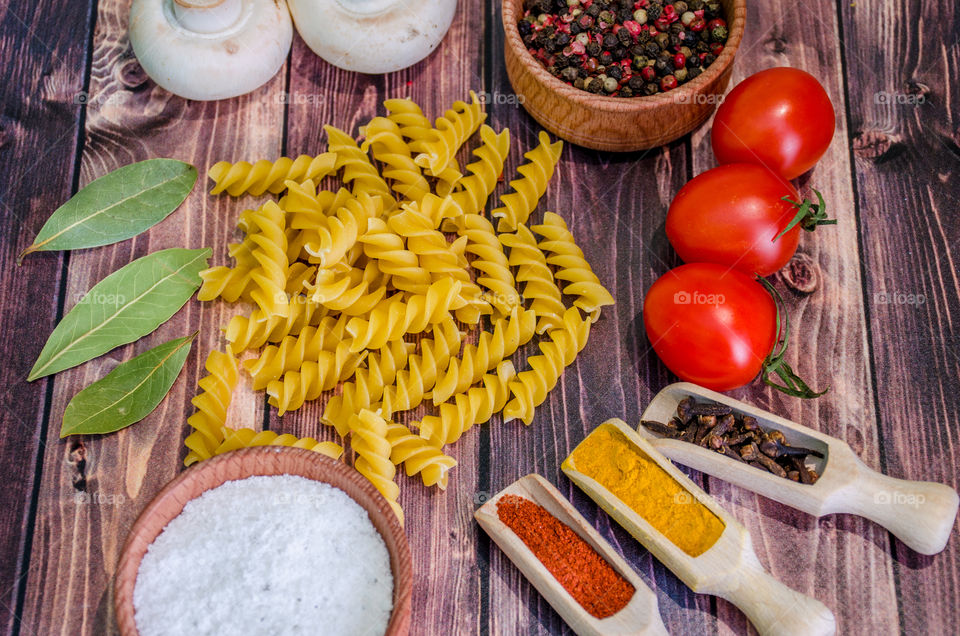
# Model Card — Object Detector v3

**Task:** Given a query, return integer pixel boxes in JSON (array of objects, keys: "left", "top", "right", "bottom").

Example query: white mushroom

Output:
[
  {"left": 288, "top": 0, "right": 457, "bottom": 74},
  {"left": 129, "top": 0, "right": 293, "bottom": 101}
]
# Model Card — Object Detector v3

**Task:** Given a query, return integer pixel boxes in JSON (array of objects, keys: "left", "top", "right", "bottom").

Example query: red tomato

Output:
[
  {"left": 643, "top": 263, "right": 777, "bottom": 391},
  {"left": 665, "top": 164, "right": 801, "bottom": 276},
  {"left": 712, "top": 68, "right": 835, "bottom": 180}
]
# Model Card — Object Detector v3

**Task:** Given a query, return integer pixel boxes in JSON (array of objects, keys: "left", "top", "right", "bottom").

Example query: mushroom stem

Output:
[{"left": 173, "top": 0, "right": 242, "bottom": 34}]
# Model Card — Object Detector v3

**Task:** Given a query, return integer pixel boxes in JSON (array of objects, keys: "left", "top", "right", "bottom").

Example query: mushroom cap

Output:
[
  {"left": 129, "top": 0, "right": 293, "bottom": 101},
  {"left": 289, "top": 0, "right": 458, "bottom": 74}
]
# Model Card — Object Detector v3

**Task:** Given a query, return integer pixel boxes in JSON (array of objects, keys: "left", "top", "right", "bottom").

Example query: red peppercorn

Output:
[
  {"left": 710, "top": 42, "right": 724, "bottom": 55},
  {"left": 660, "top": 74, "right": 678, "bottom": 91},
  {"left": 654, "top": 16, "right": 670, "bottom": 31},
  {"left": 689, "top": 16, "right": 706, "bottom": 32},
  {"left": 673, "top": 52, "right": 686, "bottom": 69},
  {"left": 641, "top": 65, "right": 656, "bottom": 81},
  {"left": 707, "top": 18, "right": 727, "bottom": 30},
  {"left": 663, "top": 5, "right": 676, "bottom": 17}
]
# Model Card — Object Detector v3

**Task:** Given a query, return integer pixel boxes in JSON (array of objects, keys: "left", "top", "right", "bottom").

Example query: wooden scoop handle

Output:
[
  {"left": 720, "top": 548, "right": 836, "bottom": 636},
  {"left": 831, "top": 453, "right": 959, "bottom": 555}
]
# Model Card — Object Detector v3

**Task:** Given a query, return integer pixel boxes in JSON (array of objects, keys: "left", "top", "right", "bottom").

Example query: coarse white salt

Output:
[{"left": 133, "top": 475, "right": 393, "bottom": 636}]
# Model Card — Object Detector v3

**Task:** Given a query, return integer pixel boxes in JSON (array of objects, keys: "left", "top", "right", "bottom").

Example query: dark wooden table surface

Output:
[{"left": 1, "top": 0, "right": 958, "bottom": 634}]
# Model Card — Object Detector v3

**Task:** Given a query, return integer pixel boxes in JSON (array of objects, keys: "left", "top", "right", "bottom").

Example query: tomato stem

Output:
[
  {"left": 774, "top": 189, "right": 836, "bottom": 242},
  {"left": 758, "top": 276, "right": 829, "bottom": 399}
]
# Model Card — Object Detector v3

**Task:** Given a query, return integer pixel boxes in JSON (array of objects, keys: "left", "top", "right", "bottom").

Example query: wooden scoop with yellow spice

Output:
[{"left": 562, "top": 419, "right": 836, "bottom": 636}]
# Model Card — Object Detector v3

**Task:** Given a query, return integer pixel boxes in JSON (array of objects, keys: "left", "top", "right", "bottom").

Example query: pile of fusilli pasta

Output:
[{"left": 185, "top": 91, "right": 614, "bottom": 523}]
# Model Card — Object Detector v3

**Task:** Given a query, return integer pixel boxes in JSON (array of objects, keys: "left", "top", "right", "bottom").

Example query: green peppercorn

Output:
[
  {"left": 599, "top": 10, "right": 616, "bottom": 25},
  {"left": 573, "top": 77, "right": 587, "bottom": 90},
  {"left": 566, "top": 0, "right": 580, "bottom": 6},
  {"left": 711, "top": 25, "right": 728, "bottom": 42},
  {"left": 674, "top": 1, "right": 688, "bottom": 12},
  {"left": 689, "top": 0, "right": 704, "bottom": 9},
  {"left": 655, "top": 32, "right": 670, "bottom": 48},
  {"left": 674, "top": 67, "right": 688, "bottom": 82},
  {"left": 633, "top": 54, "right": 649, "bottom": 68},
  {"left": 643, "top": 82, "right": 660, "bottom": 95}
]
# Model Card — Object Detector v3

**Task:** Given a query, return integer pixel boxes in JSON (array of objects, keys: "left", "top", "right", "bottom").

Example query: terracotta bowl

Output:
[
  {"left": 114, "top": 446, "right": 412, "bottom": 636},
  {"left": 502, "top": 0, "right": 747, "bottom": 151}
]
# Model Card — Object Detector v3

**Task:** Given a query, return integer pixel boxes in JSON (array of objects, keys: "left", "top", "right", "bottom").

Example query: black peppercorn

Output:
[
  {"left": 586, "top": 41, "right": 601, "bottom": 57},
  {"left": 695, "top": 41, "right": 709, "bottom": 53},
  {"left": 586, "top": 3, "right": 601, "bottom": 17},
  {"left": 573, "top": 77, "right": 586, "bottom": 90},
  {"left": 687, "top": 66, "right": 702, "bottom": 80},
  {"left": 556, "top": 32, "right": 570, "bottom": 47},
  {"left": 628, "top": 75, "right": 645, "bottom": 91},
  {"left": 570, "top": 21, "right": 582, "bottom": 35},
  {"left": 613, "top": 45, "right": 627, "bottom": 59},
  {"left": 617, "top": 28, "right": 633, "bottom": 46},
  {"left": 518, "top": 20, "right": 533, "bottom": 36},
  {"left": 608, "top": 65, "right": 623, "bottom": 80},
  {"left": 599, "top": 50, "right": 614, "bottom": 66},
  {"left": 561, "top": 66, "right": 579, "bottom": 82},
  {"left": 636, "top": 29, "right": 651, "bottom": 44},
  {"left": 674, "top": 1, "right": 688, "bottom": 12},
  {"left": 686, "top": 54, "right": 701, "bottom": 68},
  {"left": 602, "top": 33, "right": 619, "bottom": 49},
  {"left": 577, "top": 66, "right": 589, "bottom": 78},
  {"left": 655, "top": 32, "right": 670, "bottom": 48},
  {"left": 669, "top": 33, "right": 682, "bottom": 48},
  {"left": 704, "top": 2, "right": 721, "bottom": 19},
  {"left": 647, "top": 4, "right": 662, "bottom": 20},
  {"left": 689, "top": 0, "right": 704, "bottom": 9},
  {"left": 619, "top": 85, "right": 634, "bottom": 97},
  {"left": 643, "top": 82, "right": 660, "bottom": 95},
  {"left": 702, "top": 52, "right": 717, "bottom": 66},
  {"left": 683, "top": 31, "right": 699, "bottom": 47},
  {"left": 669, "top": 22, "right": 683, "bottom": 34},
  {"left": 654, "top": 57, "right": 670, "bottom": 75},
  {"left": 645, "top": 41, "right": 660, "bottom": 56},
  {"left": 587, "top": 78, "right": 603, "bottom": 92}
]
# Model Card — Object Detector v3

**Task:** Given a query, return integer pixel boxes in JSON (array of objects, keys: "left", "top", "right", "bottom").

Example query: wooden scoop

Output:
[
  {"left": 636, "top": 382, "right": 959, "bottom": 556},
  {"left": 475, "top": 473, "right": 667, "bottom": 636},
  {"left": 563, "top": 419, "right": 837, "bottom": 636}
]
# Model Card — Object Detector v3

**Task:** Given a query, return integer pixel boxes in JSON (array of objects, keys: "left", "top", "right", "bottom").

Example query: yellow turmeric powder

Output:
[{"left": 568, "top": 425, "right": 725, "bottom": 557}]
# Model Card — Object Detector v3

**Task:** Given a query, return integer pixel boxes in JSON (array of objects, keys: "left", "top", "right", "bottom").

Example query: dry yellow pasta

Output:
[{"left": 190, "top": 92, "right": 611, "bottom": 516}]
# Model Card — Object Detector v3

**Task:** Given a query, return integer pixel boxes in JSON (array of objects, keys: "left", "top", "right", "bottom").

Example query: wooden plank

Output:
[
  {"left": 16, "top": 0, "right": 285, "bottom": 631},
  {"left": 483, "top": 5, "right": 716, "bottom": 634},
  {"left": 268, "top": 3, "right": 487, "bottom": 634},
  {"left": 0, "top": 1, "right": 93, "bottom": 632},
  {"left": 687, "top": 1, "right": 900, "bottom": 634},
  {"left": 840, "top": 0, "right": 960, "bottom": 632}
]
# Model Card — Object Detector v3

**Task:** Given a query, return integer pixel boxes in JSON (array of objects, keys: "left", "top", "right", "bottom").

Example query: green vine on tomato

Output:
[
  {"left": 774, "top": 190, "right": 836, "bottom": 242},
  {"left": 757, "top": 276, "right": 829, "bottom": 399}
]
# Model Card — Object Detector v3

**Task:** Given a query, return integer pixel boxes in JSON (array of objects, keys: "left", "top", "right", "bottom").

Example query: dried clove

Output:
[{"left": 639, "top": 396, "right": 823, "bottom": 484}]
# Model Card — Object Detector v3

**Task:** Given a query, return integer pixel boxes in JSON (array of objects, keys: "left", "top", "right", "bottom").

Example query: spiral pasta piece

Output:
[
  {"left": 285, "top": 262, "right": 316, "bottom": 296},
  {"left": 265, "top": 340, "right": 367, "bottom": 414},
  {"left": 325, "top": 124, "right": 396, "bottom": 208},
  {"left": 246, "top": 200, "right": 290, "bottom": 319},
  {"left": 302, "top": 191, "right": 383, "bottom": 268},
  {"left": 414, "top": 91, "right": 485, "bottom": 175},
  {"left": 502, "top": 307, "right": 591, "bottom": 426},
  {"left": 532, "top": 211, "right": 615, "bottom": 321},
  {"left": 387, "top": 422, "right": 457, "bottom": 490},
  {"left": 418, "top": 360, "right": 517, "bottom": 447},
  {"left": 212, "top": 428, "right": 344, "bottom": 460},
  {"left": 208, "top": 153, "right": 337, "bottom": 197},
  {"left": 432, "top": 306, "right": 536, "bottom": 405},
  {"left": 349, "top": 409, "right": 403, "bottom": 524},
  {"left": 345, "top": 278, "right": 465, "bottom": 351},
  {"left": 388, "top": 201, "right": 489, "bottom": 322},
  {"left": 184, "top": 349, "right": 239, "bottom": 467},
  {"left": 459, "top": 213, "right": 520, "bottom": 317},
  {"left": 284, "top": 181, "right": 353, "bottom": 231},
  {"left": 500, "top": 224, "right": 566, "bottom": 333},
  {"left": 197, "top": 237, "right": 258, "bottom": 302},
  {"left": 322, "top": 339, "right": 414, "bottom": 436},
  {"left": 381, "top": 319, "right": 462, "bottom": 418},
  {"left": 492, "top": 131, "right": 563, "bottom": 232},
  {"left": 244, "top": 314, "right": 352, "bottom": 390},
  {"left": 307, "top": 264, "right": 388, "bottom": 316},
  {"left": 359, "top": 217, "right": 432, "bottom": 294},
  {"left": 361, "top": 117, "right": 431, "bottom": 204},
  {"left": 224, "top": 300, "right": 327, "bottom": 355},
  {"left": 449, "top": 125, "right": 511, "bottom": 218}
]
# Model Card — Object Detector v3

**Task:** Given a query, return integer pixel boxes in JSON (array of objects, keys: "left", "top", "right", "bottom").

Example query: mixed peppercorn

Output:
[{"left": 518, "top": 0, "right": 729, "bottom": 97}]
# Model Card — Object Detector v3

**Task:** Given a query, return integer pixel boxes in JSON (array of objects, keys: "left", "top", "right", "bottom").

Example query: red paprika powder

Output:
[{"left": 496, "top": 494, "right": 635, "bottom": 619}]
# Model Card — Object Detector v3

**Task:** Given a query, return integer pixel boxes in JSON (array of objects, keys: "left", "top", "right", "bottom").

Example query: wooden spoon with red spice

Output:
[{"left": 475, "top": 473, "right": 667, "bottom": 636}]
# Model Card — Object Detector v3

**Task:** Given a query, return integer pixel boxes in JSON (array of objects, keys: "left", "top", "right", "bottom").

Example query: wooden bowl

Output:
[
  {"left": 114, "top": 446, "right": 412, "bottom": 636},
  {"left": 502, "top": 0, "right": 747, "bottom": 151}
]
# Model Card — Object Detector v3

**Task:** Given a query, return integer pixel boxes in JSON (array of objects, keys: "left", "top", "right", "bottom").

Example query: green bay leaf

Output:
[
  {"left": 61, "top": 333, "right": 196, "bottom": 437},
  {"left": 19, "top": 159, "right": 197, "bottom": 263},
  {"left": 28, "top": 247, "right": 211, "bottom": 381}
]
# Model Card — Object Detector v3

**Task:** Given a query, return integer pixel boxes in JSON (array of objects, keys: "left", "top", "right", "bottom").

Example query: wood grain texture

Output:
[
  {"left": 688, "top": 1, "right": 900, "bottom": 633},
  {"left": 840, "top": 0, "right": 960, "bottom": 632},
  {"left": 15, "top": 0, "right": 284, "bottom": 632},
  {"left": 0, "top": 1, "right": 93, "bottom": 633}
]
